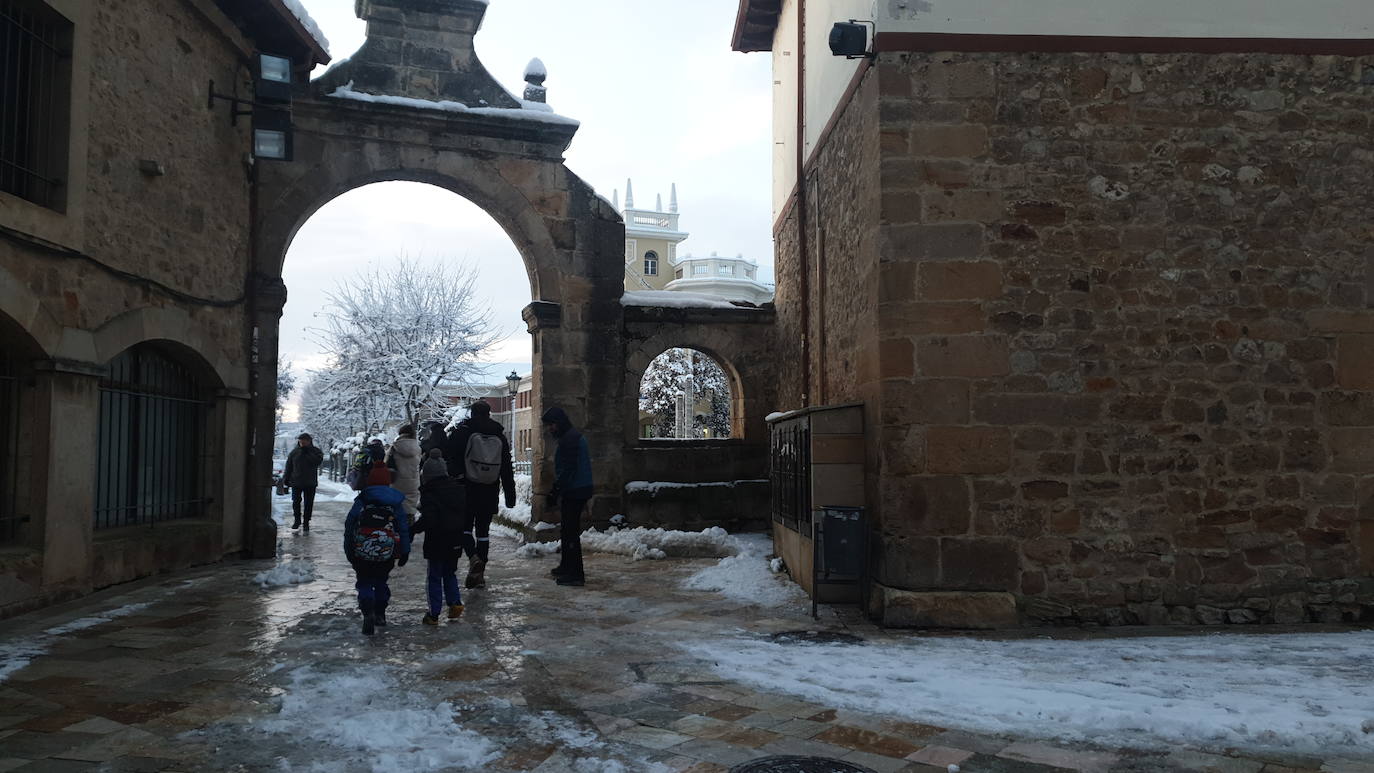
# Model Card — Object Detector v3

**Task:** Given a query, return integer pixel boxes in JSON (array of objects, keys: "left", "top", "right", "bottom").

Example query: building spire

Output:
[
  {"left": 670, "top": 183, "right": 678, "bottom": 213},
  {"left": 625, "top": 178, "right": 634, "bottom": 209},
  {"left": 612, "top": 189, "right": 619, "bottom": 210},
  {"left": 656, "top": 193, "right": 663, "bottom": 212}
]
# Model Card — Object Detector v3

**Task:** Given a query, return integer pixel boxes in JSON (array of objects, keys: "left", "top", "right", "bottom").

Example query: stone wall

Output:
[
  {"left": 778, "top": 49, "right": 1374, "bottom": 626},
  {"left": 871, "top": 50, "right": 1374, "bottom": 625}
]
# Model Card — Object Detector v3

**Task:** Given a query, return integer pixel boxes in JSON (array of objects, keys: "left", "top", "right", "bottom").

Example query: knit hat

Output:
[{"left": 420, "top": 448, "right": 447, "bottom": 484}]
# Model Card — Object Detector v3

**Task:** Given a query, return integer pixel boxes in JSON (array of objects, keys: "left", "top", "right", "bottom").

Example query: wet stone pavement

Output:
[{"left": 1, "top": 494, "right": 1370, "bottom": 772}]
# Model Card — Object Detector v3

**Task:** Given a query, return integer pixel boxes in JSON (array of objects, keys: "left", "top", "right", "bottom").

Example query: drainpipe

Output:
[{"left": 795, "top": 0, "right": 810, "bottom": 407}]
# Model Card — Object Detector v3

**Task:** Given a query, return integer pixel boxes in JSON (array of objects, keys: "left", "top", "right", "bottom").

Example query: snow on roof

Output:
[
  {"left": 280, "top": 0, "right": 330, "bottom": 53},
  {"left": 327, "top": 82, "right": 580, "bottom": 127},
  {"left": 621, "top": 290, "right": 749, "bottom": 310}
]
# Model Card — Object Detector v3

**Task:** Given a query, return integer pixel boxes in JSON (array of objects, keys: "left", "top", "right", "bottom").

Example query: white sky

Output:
[{"left": 280, "top": 0, "right": 772, "bottom": 415}]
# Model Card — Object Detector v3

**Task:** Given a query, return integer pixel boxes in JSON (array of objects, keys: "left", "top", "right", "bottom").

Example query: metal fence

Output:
[
  {"left": 513, "top": 459, "right": 532, "bottom": 476},
  {"left": 0, "top": 353, "right": 18, "bottom": 542},
  {"left": 95, "top": 346, "right": 208, "bottom": 529},
  {"left": 769, "top": 416, "right": 811, "bottom": 532},
  {"left": 0, "top": 0, "right": 71, "bottom": 209}
]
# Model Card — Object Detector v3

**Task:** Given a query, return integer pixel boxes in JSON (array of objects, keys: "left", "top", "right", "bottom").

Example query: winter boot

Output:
[
  {"left": 291, "top": 515, "right": 301, "bottom": 530},
  {"left": 549, "top": 565, "right": 568, "bottom": 578},
  {"left": 448, "top": 604, "right": 464, "bottom": 620},
  {"left": 375, "top": 605, "right": 388, "bottom": 627},
  {"left": 360, "top": 600, "right": 376, "bottom": 636},
  {"left": 422, "top": 613, "right": 440, "bottom": 625},
  {"left": 464, "top": 559, "right": 487, "bottom": 589},
  {"left": 302, "top": 519, "right": 310, "bottom": 533}
]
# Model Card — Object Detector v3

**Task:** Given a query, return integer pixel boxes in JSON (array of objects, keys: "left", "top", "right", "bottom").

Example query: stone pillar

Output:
[
  {"left": 524, "top": 301, "right": 559, "bottom": 526},
  {"left": 215, "top": 391, "right": 251, "bottom": 554},
  {"left": 31, "top": 361, "right": 103, "bottom": 590},
  {"left": 243, "top": 272, "right": 288, "bottom": 558}
]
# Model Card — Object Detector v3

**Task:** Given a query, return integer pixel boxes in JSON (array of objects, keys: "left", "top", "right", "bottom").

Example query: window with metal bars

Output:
[
  {"left": 95, "top": 345, "right": 209, "bottom": 530},
  {"left": 0, "top": 0, "right": 72, "bottom": 210},
  {"left": 0, "top": 351, "right": 20, "bottom": 543}
]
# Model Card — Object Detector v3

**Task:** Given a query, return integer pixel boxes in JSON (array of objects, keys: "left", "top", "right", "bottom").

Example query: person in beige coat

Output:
[{"left": 388, "top": 424, "right": 424, "bottom": 519}]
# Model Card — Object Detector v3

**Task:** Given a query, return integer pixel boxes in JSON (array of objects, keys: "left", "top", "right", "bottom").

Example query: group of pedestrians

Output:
[{"left": 283, "top": 401, "right": 593, "bottom": 636}]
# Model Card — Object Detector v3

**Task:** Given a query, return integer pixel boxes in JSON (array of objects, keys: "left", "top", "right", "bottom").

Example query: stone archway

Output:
[{"left": 245, "top": 0, "right": 628, "bottom": 552}]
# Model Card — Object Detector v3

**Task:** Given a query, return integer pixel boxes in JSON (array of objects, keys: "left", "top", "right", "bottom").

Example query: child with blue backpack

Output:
[{"left": 344, "top": 483, "right": 411, "bottom": 635}]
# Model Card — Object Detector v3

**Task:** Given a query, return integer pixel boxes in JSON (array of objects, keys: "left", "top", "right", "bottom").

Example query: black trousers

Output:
[
  {"left": 465, "top": 483, "right": 498, "bottom": 562},
  {"left": 557, "top": 497, "right": 589, "bottom": 580},
  {"left": 291, "top": 486, "right": 317, "bottom": 522}
]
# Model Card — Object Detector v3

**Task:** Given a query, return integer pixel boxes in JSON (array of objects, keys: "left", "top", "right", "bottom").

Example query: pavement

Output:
[{"left": 1, "top": 493, "right": 1371, "bottom": 772}]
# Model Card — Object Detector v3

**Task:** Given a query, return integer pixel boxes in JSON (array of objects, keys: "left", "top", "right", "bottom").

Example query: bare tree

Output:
[{"left": 308, "top": 258, "right": 501, "bottom": 432}]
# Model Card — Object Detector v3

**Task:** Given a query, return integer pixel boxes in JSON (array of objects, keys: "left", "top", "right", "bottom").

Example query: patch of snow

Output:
[
  {"left": 280, "top": 0, "right": 330, "bottom": 53},
  {"left": 621, "top": 290, "right": 750, "bottom": 310},
  {"left": 765, "top": 409, "right": 803, "bottom": 422},
  {"left": 515, "top": 541, "right": 560, "bottom": 559},
  {"left": 769, "top": 557, "right": 785, "bottom": 574},
  {"left": 625, "top": 479, "right": 767, "bottom": 495},
  {"left": 580, "top": 526, "right": 740, "bottom": 561},
  {"left": 328, "top": 82, "right": 580, "bottom": 127},
  {"left": 683, "top": 535, "right": 804, "bottom": 608},
  {"left": 2, "top": 602, "right": 154, "bottom": 682},
  {"left": 253, "top": 559, "right": 316, "bottom": 588},
  {"left": 525, "top": 57, "right": 547, "bottom": 80},
  {"left": 533, "top": 521, "right": 559, "bottom": 532},
  {"left": 254, "top": 664, "right": 501, "bottom": 771},
  {"left": 685, "top": 631, "right": 1374, "bottom": 757}
]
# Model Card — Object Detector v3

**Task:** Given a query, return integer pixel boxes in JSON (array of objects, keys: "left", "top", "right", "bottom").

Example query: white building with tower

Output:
[{"left": 616, "top": 181, "right": 774, "bottom": 305}]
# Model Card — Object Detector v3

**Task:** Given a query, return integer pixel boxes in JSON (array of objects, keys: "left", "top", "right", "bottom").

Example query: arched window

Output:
[
  {"left": 643, "top": 250, "right": 659, "bottom": 276},
  {"left": 0, "top": 348, "right": 19, "bottom": 542},
  {"left": 638, "top": 348, "right": 732, "bottom": 439},
  {"left": 96, "top": 344, "right": 209, "bottom": 529}
]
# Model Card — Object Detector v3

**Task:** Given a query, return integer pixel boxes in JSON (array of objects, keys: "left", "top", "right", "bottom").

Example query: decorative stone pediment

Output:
[{"left": 314, "top": 0, "right": 519, "bottom": 109}]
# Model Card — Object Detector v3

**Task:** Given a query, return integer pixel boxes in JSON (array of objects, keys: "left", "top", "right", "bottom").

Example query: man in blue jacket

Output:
[
  {"left": 541, "top": 406, "right": 593, "bottom": 587},
  {"left": 343, "top": 485, "right": 411, "bottom": 635}
]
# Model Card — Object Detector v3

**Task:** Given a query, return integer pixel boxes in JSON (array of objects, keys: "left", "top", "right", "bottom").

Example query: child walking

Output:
[
  {"left": 414, "top": 449, "right": 469, "bottom": 625},
  {"left": 344, "top": 483, "right": 411, "bottom": 635}
]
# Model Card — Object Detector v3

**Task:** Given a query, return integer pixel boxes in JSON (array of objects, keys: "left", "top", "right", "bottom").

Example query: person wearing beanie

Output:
[
  {"left": 414, "top": 448, "right": 469, "bottom": 624},
  {"left": 283, "top": 433, "right": 324, "bottom": 531},
  {"left": 442, "top": 400, "right": 517, "bottom": 590},
  {"left": 541, "top": 406, "right": 593, "bottom": 587}
]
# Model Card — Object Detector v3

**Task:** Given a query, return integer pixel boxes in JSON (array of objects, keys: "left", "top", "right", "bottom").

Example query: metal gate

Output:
[
  {"left": 769, "top": 415, "right": 810, "bottom": 531},
  {"left": 95, "top": 345, "right": 208, "bottom": 529}
]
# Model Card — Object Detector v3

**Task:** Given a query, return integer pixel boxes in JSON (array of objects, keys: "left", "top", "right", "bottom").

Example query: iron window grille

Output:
[
  {"left": 770, "top": 417, "right": 811, "bottom": 532},
  {"left": 0, "top": 352, "right": 19, "bottom": 543},
  {"left": 0, "top": 0, "right": 72, "bottom": 210},
  {"left": 95, "top": 345, "right": 210, "bottom": 530}
]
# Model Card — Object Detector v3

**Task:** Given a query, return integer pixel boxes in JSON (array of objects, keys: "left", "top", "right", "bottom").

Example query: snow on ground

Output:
[
  {"left": 1, "top": 602, "right": 153, "bottom": 682},
  {"left": 319, "top": 479, "right": 360, "bottom": 503},
  {"left": 514, "top": 540, "right": 560, "bottom": 559},
  {"left": 579, "top": 525, "right": 740, "bottom": 561},
  {"left": 624, "top": 480, "right": 768, "bottom": 494},
  {"left": 255, "top": 664, "right": 501, "bottom": 772},
  {"left": 684, "top": 630, "right": 1374, "bottom": 757},
  {"left": 253, "top": 559, "right": 317, "bottom": 588},
  {"left": 620, "top": 290, "right": 751, "bottom": 310},
  {"left": 682, "top": 534, "right": 806, "bottom": 608}
]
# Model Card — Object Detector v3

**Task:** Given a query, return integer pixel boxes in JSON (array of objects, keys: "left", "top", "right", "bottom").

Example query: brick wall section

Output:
[{"left": 869, "top": 50, "right": 1374, "bottom": 625}]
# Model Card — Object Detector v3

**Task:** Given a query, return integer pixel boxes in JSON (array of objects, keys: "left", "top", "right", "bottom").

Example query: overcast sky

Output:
[{"left": 280, "top": 0, "right": 772, "bottom": 414}]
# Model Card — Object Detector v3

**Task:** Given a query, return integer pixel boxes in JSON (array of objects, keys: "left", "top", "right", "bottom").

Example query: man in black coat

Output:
[
  {"left": 283, "top": 433, "right": 324, "bottom": 531},
  {"left": 443, "top": 401, "right": 517, "bottom": 589}
]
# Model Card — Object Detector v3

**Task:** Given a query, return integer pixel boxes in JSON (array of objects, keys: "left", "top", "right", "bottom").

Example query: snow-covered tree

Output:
[
  {"left": 274, "top": 361, "right": 296, "bottom": 425},
  {"left": 638, "top": 348, "right": 731, "bottom": 438},
  {"left": 307, "top": 258, "right": 500, "bottom": 432}
]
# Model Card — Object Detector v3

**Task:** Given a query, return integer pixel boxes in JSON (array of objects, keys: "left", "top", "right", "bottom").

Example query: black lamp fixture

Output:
[
  {"left": 506, "top": 370, "right": 521, "bottom": 397},
  {"left": 829, "top": 20, "right": 875, "bottom": 59},
  {"left": 209, "top": 51, "right": 296, "bottom": 162}
]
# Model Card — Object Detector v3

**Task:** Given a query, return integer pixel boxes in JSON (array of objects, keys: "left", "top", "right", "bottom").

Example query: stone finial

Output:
[
  {"left": 625, "top": 179, "right": 635, "bottom": 209},
  {"left": 656, "top": 193, "right": 663, "bottom": 212},
  {"left": 523, "top": 58, "right": 547, "bottom": 103},
  {"left": 612, "top": 190, "right": 620, "bottom": 210},
  {"left": 670, "top": 183, "right": 678, "bottom": 213}
]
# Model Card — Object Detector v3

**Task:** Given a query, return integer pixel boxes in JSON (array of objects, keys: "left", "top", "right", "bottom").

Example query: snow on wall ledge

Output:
[
  {"left": 620, "top": 290, "right": 754, "bottom": 310},
  {"left": 280, "top": 0, "right": 329, "bottom": 52},
  {"left": 877, "top": 0, "right": 1374, "bottom": 39},
  {"left": 326, "top": 83, "right": 580, "bottom": 127},
  {"left": 625, "top": 480, "right": 769, "bottom": 495}
]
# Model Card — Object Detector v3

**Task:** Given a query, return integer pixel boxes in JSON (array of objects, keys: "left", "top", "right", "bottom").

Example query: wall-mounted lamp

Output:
[
  {"left": 208, "top": 51, "right": 296, "bottom": 162},
  {"left": 829, "top": 20, "right": 875, "bottom": 59}
]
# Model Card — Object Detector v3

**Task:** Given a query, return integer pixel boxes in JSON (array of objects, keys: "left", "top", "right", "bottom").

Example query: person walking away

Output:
[
  {"left": 344, "top": 483, "right": 411, "bottom": 635},
  {"left": 283, "top": 433, "right": 324, "bottom": 531},
  {"left": 389, "top": 425, "right": 423, "bottom": 520},
  {"left": 420, "top": 420, "right": 448, "bottom": 457},
  {"left": 542, "top": 406, "right": 593, "bottom": 587},
  {"left": 349, "top": 438, "right": 392, "bottom": 490},
  {"left": 444, "top": 401, "right": 516, "bottom": 589},
  {"left": 414, "top": 449, "right": 469, "bottom": 625}
]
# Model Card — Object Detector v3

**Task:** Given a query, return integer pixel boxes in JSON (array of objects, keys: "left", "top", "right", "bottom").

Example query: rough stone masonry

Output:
[{"left": 777, "top": 49, "right": 1374, "bottom": 626}]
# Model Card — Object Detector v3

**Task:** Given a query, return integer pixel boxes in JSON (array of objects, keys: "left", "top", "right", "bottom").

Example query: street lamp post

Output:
[{"left": 505, "top": 370, "right": 521, "bottom": 443}]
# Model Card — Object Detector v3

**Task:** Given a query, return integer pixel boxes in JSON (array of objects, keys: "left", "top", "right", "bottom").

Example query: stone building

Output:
[
  {"left": 0, "top": 0, "right": 327, "bottom": 615},
  {"left": 735, "top": 0, "right": 1374, "bottom": 626}
]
